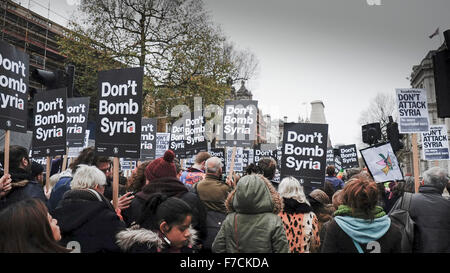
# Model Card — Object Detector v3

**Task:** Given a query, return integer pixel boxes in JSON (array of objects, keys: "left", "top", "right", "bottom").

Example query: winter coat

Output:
[
  {"left": 321, "top": 205, "right": 402, "bottom": 253},
  {"left": 121, "top": 177, "right": 207, "bottom": 244},
  {"left": 212, "top": 174, "right": 290, "bottom": 253},
  {"left": 0, "top": 169, "right": 47, "bottom": 211},
  {"left": 53, "top": 189, "right": 126, "bottom": 253},
  {"left": 116, "top": 225, "right": 198, "bottom": 253},
  {"left": 193, "top": 174, "right": 232, "bottom": 251},
  {"left": 408, "top": 185, "right": 450, "bottom": 253},
  {"left": 47, "top": 171, "right": 72, "bottom": 214},
  {"left": 278, "top": 198, "right": 320, "bottom": 253},
  {"left": 180, "top": 167, "right": 205, "bottom": 189},
  {"left": 325, "top": 176, "right": 344, "bottom": 190}
]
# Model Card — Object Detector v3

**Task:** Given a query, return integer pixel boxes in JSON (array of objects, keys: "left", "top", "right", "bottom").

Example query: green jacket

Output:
[{"left": 212, "top": 174, "right": 290, "bottom": 253}]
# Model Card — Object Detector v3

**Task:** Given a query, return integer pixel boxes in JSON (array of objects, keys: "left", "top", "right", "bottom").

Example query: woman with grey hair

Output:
[
  {"left": 277, "top": 176, "right": 320, "bottom": 253},
  {"left": 52, "top": 164, "right": 126, "bottom": 253}
]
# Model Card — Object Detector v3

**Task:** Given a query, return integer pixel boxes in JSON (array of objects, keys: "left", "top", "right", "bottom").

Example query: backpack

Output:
[{"left": 388, "top": 192, "right": 415, "bottom": 253}]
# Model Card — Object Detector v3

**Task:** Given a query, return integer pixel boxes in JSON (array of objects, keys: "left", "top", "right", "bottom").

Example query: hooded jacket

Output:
[
  {"left": 0, "top": 168, "right": 47, "bottom": 211},
  {"left": 53, "top": 189, "right": 126, "bottom": 253},
  {"left": 212, "top": 174, "right": 290, "bottom": 253},
  {"left": 321, "top": 205, "right": 402, "bottom": 253},
  {"left": 116, "top": 225, "right": 198, "bottom": 253}
]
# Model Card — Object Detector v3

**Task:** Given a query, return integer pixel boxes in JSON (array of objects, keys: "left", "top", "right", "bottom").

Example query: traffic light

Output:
[
  {"left": 30, "top": 65, "right": 76, "bottom": 97},
  {"left": 386, "top": 121, "right": 404, "bottom": 152}
]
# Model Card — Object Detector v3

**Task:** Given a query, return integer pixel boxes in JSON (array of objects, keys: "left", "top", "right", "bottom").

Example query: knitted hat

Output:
[
  {"left": 309, "top": 189, "right": 331, "bottom": 205},
  {"left": 145, "top": 150, "right": 177, "bottom": 183}
]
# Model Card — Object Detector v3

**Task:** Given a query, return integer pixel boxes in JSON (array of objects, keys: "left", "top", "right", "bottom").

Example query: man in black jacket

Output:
[{"left": 409, "top": 167, "right": 450, "bottom": 253}]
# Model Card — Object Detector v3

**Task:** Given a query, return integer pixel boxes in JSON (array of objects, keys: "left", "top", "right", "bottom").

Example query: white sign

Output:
[
  {"left": 396, "top": 88, "right": 430, "bottom": 133},
  {"left": 422, "top": 124, "right": 450, "bottom": 161},
  {"left": 360, "top": 143, "right": 404, "bottom": 183}
]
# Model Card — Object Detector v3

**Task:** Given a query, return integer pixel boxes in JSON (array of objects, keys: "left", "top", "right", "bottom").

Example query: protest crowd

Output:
[{"left": 0, "top": 145, "right": 449, "bottom": 253}]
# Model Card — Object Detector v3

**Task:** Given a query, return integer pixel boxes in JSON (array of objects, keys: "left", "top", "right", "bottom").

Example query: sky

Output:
[{"left": 18, "top": 0, "right": 450, "bottom": 147}]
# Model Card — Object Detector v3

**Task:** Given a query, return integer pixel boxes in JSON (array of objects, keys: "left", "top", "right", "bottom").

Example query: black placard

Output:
[
  {"left": 169, "top": 112, "right": 189, "bottom": 159},
  {"left": 95, "top": 67, "right": 143, "bottom": 158},
  {"left": 338, "top": 144, "right": 359, "bottom": 169},
  {"left": 31, "top": 88, "right": 66, "bottom": 157},
  {"left": 66, "top": 97, "right": 90, "bottom": 147},
  {"left": 140, "top": 117, "right": 157, "bottom": 160},
  {"left": 0, "top": 41, "right": 29, "bottom": 133},
  {"left": 219, "top": 100, "right": 258, "bottom": 147},
  {"left": 280, "top": 123, "right": 328, "bottom": 190},
  {"left": 185, "top": 111, "right": 207, "bottom": 156}
]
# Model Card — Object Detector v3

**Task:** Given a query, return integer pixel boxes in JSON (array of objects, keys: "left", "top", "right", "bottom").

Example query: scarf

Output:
[{"left": 334, "top": 205, "right": 386, "bottom": 219}]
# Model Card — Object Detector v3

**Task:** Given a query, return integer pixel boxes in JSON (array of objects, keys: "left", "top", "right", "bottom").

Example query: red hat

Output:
[{"left": 145, "top": 150, "right": 177, "bottom": 182}]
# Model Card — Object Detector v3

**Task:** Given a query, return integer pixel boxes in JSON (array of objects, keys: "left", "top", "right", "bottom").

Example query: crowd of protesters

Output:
[{"left": 0, "top": 145, "right": 449, "bottom": 253}]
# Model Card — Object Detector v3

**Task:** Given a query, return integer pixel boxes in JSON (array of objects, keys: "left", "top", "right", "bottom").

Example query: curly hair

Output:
[
  {"left": 342, "top": 176, "right": 379, "bottom": 219},
  {"left": 127, "top": 161, "right": 151, "bottom": 192}
]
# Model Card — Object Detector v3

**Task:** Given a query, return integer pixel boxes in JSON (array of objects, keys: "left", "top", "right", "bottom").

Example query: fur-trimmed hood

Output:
[
  {"left": 225, "top": 174, "right": 283, "bottom": 214},
  {"left": 116, "top": 225, "right": 198, "bottom": 252}
]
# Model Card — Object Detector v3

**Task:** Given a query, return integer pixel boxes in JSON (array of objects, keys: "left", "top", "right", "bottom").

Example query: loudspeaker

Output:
[
  {"left": 433, "top": 49, "right": 450, "bottom": 118},
  {"left": 362, "top": 123, "right": 381, "bottom": 145}
]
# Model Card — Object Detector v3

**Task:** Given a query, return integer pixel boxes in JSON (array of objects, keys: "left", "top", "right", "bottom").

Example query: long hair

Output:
[
  {"left": 127, "top": 161, "right": 151, "bottom": 192},
  {"left": 278, "top": 176, "right": 310, "bottom": 205},
  {"left": 0, "top": 199, "right": 69, "bottom": 253}
]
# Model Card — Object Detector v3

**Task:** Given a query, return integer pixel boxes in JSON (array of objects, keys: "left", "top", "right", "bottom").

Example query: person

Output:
[
  {"left": 325, "top": 165, "right": 344, "bottom": 191},
  {"left": 123, "top": 150, "right": 207, "bottom": 246},
  {"left": 30, "top": 161, "right": 44, "bottom": 186},
  {"left": 212, "top": 174, "right": 290, "bottom": 253},
  {"left": 277, "top": 176, "right": 320, "bottom": 253},
  {"left": 48, "top": 147, "right": 133, "bottom": 213},
  {"left": 52, "top": 164, "right": 126, "bottom": 253},
  {"left": 257, "top": 157, "right": 279, "bottom": 190},
  {"left": 0, "top": 198, "right": 69, "bottom": 253},
  {"left": 0, "top": 145, "right": 47, "bottom": 211},
  {"left": 0, "top": 173, "right": 12, "bottom": 200},
  {"left": 321, "top": 176, "right": 402, "bottom": 253},
  {"left": 179, "top": 151, "right": 211, "bottom": 189},
  {"left": 319, "top": 189, "right": 345, "bottom": 252},
  {"left": 116, "top": 193, "right": 198, "bottom": 253},
  {"left": 308, "top": 188, "right": 336, "bottom": 238},
  {"left": 393, "top": 167, "right": 450, "bottom": 253},
  {"left": 126, "top": 161, "right": 151, "bottom": 193},
  {"left": 194, "top": 157, "right": 233, "bottom": 252}
]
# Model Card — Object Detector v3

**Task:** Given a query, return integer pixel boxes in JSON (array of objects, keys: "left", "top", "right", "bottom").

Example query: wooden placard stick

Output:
[
  {"left": 46, "top": 156, "right": 51, "bottom": 191},
  {"left": 61, "top": 147, "right": 69, "bottom": 171},
  {"left": 227, "top": 146, "right": 237, "bottom": 187},
  {"left": 3, "top": 130, "right": 10, "bottom": 175},
  {"left": 112, "top": 157, "right": 120, "bottom": 210},
  {"left": 411, "top": 133, "right": 420, "bottom": 193}
]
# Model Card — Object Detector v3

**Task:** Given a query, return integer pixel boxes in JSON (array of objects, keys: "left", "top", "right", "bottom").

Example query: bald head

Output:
[{"left": 205, "top": 157, "right": 223, "bottom": 175}]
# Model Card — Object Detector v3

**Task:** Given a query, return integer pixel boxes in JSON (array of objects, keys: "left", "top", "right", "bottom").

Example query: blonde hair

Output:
[{"left": 278, "top": 176, "right": 310, "bottom": 205}]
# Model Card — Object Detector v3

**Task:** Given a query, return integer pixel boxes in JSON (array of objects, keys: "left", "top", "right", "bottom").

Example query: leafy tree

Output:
[{"left": 58, "top": 0, "right": 258, "bottom": 121}]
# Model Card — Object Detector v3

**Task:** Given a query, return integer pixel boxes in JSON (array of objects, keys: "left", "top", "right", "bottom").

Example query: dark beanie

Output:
[
  {"left": 145, "top": 150, "right": 177, "bottom": 183},
  {"left": 31, "top": 161, "right": 44, "bottom": 178}
]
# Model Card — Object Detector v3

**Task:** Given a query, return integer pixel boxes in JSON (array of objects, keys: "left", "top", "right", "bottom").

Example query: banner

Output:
[
  {"left": 242, "top": 148, "right": 254, "bottom": 169},
  {"left": 68, "top": 129, "right": 90, "bottom": 158},
  {"left": 219, "top": 100, "right": 258, "bottom": 147},
  {"left": 95, "top": 67, "right": 143, "bottom": 158},
  {"left": 360, "top": 142, "right": 404, "bottom": 183},
  {"left": 0, "top": 41, "right": 29, "bottom": 133},
  {"left": 422, "top": 124, "right": 450, "bottom": 161},
  {"left": 155, "top": 132, "right": 170, "bottom": 159},
  {"left": 280, "top": 123, "right": 328, "bottom": 189},
  {"left": 326, "top": 148, "right": 335, "bottom": 166},
  {"left": 184, "top": 111, "right": 207, "bottom": 156},
  {"left": 253, "top": 147, "right": 278, "bottom": 164},
  {"left": 140, "top": 118, "right": 157, "bottom": 161},
  {"left": 66, "top": 97, "right": 90, "bottom": 148},
  {"left": 31, "top": 88, "right": 67, "bottom": 157},
  {"left": 338, "top": 144, "right": 359, "bottom": 169},
  {"left": 396, "top": 88, "right": 430, "bottom": 133}
]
